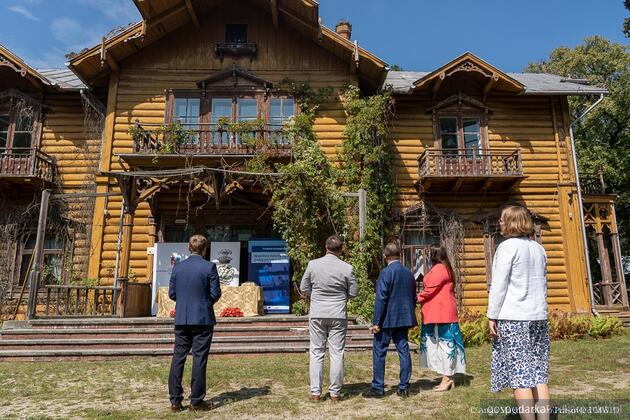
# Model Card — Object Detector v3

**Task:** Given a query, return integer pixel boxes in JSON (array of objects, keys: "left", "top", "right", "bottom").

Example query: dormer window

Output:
[{"left": 225, "top": 24, "right": 247, "bottom": 44}]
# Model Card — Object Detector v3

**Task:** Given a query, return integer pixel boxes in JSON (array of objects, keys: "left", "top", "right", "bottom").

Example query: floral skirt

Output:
[
  {"left": 420, "top": 323, "right": 467, "bottom": 376},
  {"left": 491, "top": 320, "right": 550, "bottom": 392}
]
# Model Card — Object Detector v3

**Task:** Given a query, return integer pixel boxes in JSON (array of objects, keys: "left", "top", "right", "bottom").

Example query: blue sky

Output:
[{"left": 1, "top": 0, "right": 628, "bottom": 71}]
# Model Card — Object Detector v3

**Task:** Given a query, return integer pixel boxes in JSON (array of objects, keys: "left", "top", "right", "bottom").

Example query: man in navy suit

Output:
[
  {"left": 363, "top": 242, "right": 418, "bottom": 399},
  {"left": 168, "top": 234, "right": 221, "bottom": 412}
]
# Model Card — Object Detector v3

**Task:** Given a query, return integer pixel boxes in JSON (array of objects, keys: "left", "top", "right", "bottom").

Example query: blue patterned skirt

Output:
[
  {"left": 420, "top": 323, "right": 467, "bottom": 376},
  {"left": 491, "top": 320, "right": 550, "bottom": 392}
]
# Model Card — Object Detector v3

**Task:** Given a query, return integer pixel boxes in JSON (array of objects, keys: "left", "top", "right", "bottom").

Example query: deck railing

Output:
[
  {"left": 418, "top": 148, "right": 523, "bottom": 178},
  {"left": 40, "top": 285, "right": 121, "bottom": 317},
  {"left": 0, "top": 147, "right": 55, "bottom": 183},
  {"left": 131, "top": 122, "right": 292, "bottom": 156}
]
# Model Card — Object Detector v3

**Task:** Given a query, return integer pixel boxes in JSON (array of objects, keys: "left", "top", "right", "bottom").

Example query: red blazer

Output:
[{"left": 417, "top": 263, "right": 458, "bottom": 324}]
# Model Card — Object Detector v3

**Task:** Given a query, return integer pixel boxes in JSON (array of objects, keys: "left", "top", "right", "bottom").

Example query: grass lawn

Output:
[{"left": 0, "top": 331, "right": 628, "bottom": 419}]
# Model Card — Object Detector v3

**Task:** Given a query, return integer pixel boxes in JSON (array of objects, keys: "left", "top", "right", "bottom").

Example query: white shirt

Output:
[{"left": 487, "top": 237, "right": 548, "bottom": 321}]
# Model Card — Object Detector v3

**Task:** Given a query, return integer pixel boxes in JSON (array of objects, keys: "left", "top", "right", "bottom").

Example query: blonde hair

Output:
[
  {"left": 500, "top": 206, "right": 534, "bottom": 238},
  {"left": 188, "top": 234, "right": 208, "bottom": 254}
]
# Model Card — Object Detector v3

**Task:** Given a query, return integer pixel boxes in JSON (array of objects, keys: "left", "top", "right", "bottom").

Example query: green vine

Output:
[{"left": 248, "top": 81, "right": 395, "bottom": 321}]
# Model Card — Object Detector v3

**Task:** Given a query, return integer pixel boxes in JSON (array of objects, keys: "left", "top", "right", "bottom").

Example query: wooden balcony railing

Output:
[
  {"left": 130, "top": 122, "right": 292, "bottom": 157},
  {"left": 40, "top": 284, "right": 121, "bottom": 317},
  {"left": 418, "top": 148, "right": 523, "bottom": 178},
  {"left": 0, "top": 147, "right": 55, "bottom": 184}
]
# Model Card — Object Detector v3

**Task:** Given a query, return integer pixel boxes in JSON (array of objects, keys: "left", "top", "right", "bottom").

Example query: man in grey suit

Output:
[{"left": 300, "top": 235, "right": 358, "bottom": 402}]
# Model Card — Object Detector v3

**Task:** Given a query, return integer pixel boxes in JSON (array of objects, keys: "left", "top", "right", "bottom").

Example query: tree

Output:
[
  {"left": 526, "top": 36, "right": 630, "bottom": 255},
  {"left": 624, "top": 0, "right": 630, "bottom": 37}
]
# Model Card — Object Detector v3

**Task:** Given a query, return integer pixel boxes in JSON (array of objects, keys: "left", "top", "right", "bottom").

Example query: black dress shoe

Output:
[
  {"left": 362, "top": 388, "right": 385, "bottom": 398},
  {"left": 397, "top": 389, "right": 410, "bottom": 398},
  {"left": 190, "top": 401, "right": 214, "bottom": 412},
  {"left": 170, "top": 403, "right": 185, "bottom": 413}
]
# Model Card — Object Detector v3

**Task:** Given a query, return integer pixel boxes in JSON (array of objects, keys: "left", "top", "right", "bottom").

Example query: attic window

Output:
[
  {"left": 225, "top": 24, "right": 247, "bottom": 44},
  {"left": 215, "top": 24, "right": 256, "bottom": 60}
]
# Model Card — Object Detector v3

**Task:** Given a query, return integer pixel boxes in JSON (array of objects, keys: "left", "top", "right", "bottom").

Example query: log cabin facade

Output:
[
  {"left": 0, "top": 0, "right": 626, "bottom": 318},
  {"left": 0, "top": 45, "right": 104, "bottom": 317}
]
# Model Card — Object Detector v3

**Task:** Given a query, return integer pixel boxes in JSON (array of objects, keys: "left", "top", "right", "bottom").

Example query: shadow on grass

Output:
[{"left": 207, "top": 386, "right": 271, "bottom": 408}]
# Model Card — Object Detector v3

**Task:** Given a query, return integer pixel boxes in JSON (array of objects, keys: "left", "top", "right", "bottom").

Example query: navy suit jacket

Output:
[
  {"left": 372, "top": 261, "right": 418, "bottom": 329},
  {"left": 169, "top": 254, "right": 221, "bottom": 326}
]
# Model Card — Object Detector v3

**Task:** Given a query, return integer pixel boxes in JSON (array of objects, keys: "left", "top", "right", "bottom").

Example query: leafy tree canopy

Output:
[{"left": 526, "top": 36, "right": 630, "bottom": 254}]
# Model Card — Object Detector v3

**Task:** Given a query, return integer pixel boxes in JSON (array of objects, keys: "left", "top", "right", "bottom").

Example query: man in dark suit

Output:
[
  {"left": 363, "top": 242, "right": 418, "bottom": 399},
  {"left": 168, "top": 234, "right": 221, "bottom": 412}
]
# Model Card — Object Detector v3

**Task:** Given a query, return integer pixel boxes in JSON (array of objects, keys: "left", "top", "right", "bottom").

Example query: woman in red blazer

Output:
[{"left": 417, "top": 244, "right": 466, "bottom": 391}]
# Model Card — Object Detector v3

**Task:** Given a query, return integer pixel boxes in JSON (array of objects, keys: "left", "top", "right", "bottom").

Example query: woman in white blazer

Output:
[{"left": 487, "top": 206, "right": 550, "bottom": 419}]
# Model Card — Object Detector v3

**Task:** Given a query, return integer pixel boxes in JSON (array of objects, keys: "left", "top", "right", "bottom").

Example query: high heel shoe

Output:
[{"left": 433, "top": 380, "right": 454, "bottom": 392}]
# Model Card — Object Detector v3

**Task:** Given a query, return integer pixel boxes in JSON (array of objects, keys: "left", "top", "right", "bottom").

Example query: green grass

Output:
[{"left": 0, "top": 331, "right": 629, "bottom": 419}]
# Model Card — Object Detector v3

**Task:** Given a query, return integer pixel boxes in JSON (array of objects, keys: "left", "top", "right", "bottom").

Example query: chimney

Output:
[{"left": 335, "top": 20, "right": 352, "bottom": 40}]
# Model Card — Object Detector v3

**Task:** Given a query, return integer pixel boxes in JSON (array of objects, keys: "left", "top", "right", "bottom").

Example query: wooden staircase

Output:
[{"left": 0, "top": 316, "right": 414, "bottom": 361}]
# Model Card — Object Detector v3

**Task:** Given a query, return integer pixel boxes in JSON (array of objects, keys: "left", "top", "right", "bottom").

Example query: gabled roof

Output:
[
  {"left": 384, "top": 51, "right": 608, "bottom": 96},
  {"left": 196, "top": 65, "right": 273, "bottom": 89},
  {"left": 413, "top": 52, "right": 525, "bottom": 94},
  {"left": 0, "top": 44, "right": 52, "bottom": 88},
  {"left": 37, "top": 69, "right": 86, "bottom": 90},
  {"left": 68, "top": 0, "right": 388, "bottom": 88}
]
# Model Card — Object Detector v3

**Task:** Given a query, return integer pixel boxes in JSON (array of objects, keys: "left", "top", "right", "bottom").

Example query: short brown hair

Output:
[
  {"left": 383, "top": 242, "right": 400, "bottom": 257},
  {"left": 325, "top": 235, "right": 344, "bottom": 253},
  {"left": 500, "top": 206, "right": 534, "bottom": 238},
  {"left": 188, "top": 234, "right": 208, "bottom": 254}
]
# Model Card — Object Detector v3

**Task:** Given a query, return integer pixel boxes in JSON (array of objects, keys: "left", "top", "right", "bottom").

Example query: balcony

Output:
[
  {"left": 214, "top": 42, "right": 257, "bottom": 60},
  {"left": 416, "top": 148, "right": 524, "bottom": 193},
  {"left": 119, "top": 122, "right": 292, "bottom": 168},
  {"left": 0, "top": 147, "right": 55, "bottom": 186}
]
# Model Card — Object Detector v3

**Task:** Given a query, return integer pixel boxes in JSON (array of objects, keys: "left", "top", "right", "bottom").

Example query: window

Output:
[
  {"left": 439, "top": 116, "right": 482, "bottom": 156},
  {"left": 173, "top": 97, "right": 200, "bottom": 143},
  {"left": 401, "top": 230, "right": 439, "bottom": 281},
  {"left": 225, "top": 24, "right": 247, "bottom": 44},
  {"left": 211, "top": 98, "right": 232, "bottom": 144},
  {"left": 0, "top": 101, "right": 36, "bottom": 151},
  {"left": 269, "top": 98, "right": 295, "bottom": 144},
  {"left": 18, "top": 234, "right": 65, "bottom": 286},
  {"left": 236, "top": 98, "right": 258, "bottom": 143}
]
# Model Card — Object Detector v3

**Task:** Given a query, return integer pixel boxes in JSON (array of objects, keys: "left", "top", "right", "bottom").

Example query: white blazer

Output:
[{"left": 487, "top": 237, "right": 548, "bottom": 321}]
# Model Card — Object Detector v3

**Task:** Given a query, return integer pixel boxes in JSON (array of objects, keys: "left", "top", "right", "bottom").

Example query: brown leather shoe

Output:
[
  {"left": 170, "top": 403, "right": 185, "bottom": 413},
  {"left": 190, "top": 401, "right": 214, "bottom": 412},
  {"left": 330, "top": 394, "right": 342, "bottom": 402},
  {"left": 310, "top": 394, "right": 320, "bottom": 402}
]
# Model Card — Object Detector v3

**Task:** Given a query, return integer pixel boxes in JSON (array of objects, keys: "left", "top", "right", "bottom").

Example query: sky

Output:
[{"left": 0, "top": 0, "right": 628, "bottom": 71}]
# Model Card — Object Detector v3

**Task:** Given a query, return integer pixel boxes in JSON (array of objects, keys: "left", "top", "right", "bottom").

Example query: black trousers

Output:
[{"left": 168, "top": 325, "right": 214, "bottom": 405}]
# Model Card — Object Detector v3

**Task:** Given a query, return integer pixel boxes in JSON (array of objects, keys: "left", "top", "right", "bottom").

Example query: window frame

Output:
[
  {"left": 165, "top": 89, "right": 297, "bottom": 146},
  {"left": 0, "top": 98, "right": 41, "bottom": 152},
  {"left": 434, "top": 112, "right": 487, "bottom": 152}
]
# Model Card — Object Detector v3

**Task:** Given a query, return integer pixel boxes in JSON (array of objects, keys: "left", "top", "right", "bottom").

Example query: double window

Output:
[
  {"left": 438, "top": 116, "right": 482, "bottom": 156},
  {"left": 0, "top": 101, "right": 37, "bottom": 151}
]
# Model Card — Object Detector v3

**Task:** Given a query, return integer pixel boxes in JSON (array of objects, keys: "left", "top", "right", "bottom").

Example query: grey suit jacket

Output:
[{"left": 300, "top": 253, "right": 359, "bottom": 319}]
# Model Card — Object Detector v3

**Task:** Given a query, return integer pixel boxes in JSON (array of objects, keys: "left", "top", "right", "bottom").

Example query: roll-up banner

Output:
[{"left": 247, "top": 239, "right": 290, "bottom": 314}]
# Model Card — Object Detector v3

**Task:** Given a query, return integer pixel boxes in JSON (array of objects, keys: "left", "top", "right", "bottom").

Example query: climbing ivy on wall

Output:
[{"left": 249, "top": 81, "right": 396, "bottom": 321}]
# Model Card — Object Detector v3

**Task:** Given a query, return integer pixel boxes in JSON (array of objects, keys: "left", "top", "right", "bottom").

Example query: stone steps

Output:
[{"left": 0, "top": 316, "right": 417, "bottom": 361}]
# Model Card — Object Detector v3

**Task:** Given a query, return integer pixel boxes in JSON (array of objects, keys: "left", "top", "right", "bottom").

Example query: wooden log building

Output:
[{"left": 0, "top": 0, "right": 626, "bottom": 319}]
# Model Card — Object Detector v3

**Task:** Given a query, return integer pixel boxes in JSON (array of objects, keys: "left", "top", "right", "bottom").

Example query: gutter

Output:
[{"left": 569, "top": 93, "right": 605, "bottom": 316}]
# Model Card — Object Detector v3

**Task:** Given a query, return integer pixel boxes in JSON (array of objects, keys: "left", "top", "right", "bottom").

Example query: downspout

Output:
[{"left": 569, "top": 93, "right": 605, "bottom": 316}]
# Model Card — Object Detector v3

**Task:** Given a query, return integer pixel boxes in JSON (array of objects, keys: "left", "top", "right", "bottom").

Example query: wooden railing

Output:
[
  {"left": 418, "top": 148, "right": 523, "bottom": 178},
  {"left": 0, "top": 147, "right": 55, "bottom": 183},
  {"left": 40, "top": 285, "right": 121, "bottom": 317},
  {"left": 131, "top": 122, "right": 292, "bottom": 156}
]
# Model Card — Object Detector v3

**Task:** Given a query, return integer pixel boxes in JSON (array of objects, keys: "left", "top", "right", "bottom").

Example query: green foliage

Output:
[
  {"left": 248, "top": 82, "right": 396, "bottom": 321},
  {"left": 339, "top": 85, "right": 396, "bottom": 321},
  {"left": 128, "top": 121, "right": 196, "bottom": 162},
  {"left": 291, "top": 299, "right": 308, "bottom": 316},
  {"left": 588, "top": 315, "right": 625, "bottom": 338},
  {"left": 460, "top": 315, "right": 491, "bottom": 346},
  {"left": 526, "top": 36, "right": 630, "bottom": 255}
]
